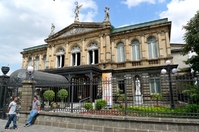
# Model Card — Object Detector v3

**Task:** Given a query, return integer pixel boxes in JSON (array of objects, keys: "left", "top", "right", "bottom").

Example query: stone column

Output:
[
  {"left": 125, "top": 37, "right": 130, "bottom": 61},
  {"left": 105, "top": 33, "right": 111, "bottom": 61},
  {"left": 20, "top": 80, "right": 34, "bottom": 111},
  {"left": 100, "top": 34, "right": 105, "bottom": 62},
  {"left": 141, "top": 35, "right": 146, "bottom": 59},
  {"left": 81, "top": 38, "right": 86, "bottom": 65},
  {"left": 165, "top": 31, "right": 171, "bottom": 56}
]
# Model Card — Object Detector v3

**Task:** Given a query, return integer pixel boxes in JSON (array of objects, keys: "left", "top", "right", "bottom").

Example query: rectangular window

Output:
[
  {"left": 77, "top": 53, "right": 80, "bottom": 66},
  {"left": 88, "top": 50, "right": 93, "bottom": 64},
  {"left": 132, "top": 45, "right": 140, "bottom": 60},
  {"left": 118, "top": 80, "right": 125, "bottom": 94},
  {"left": 117, "top": 47, "right": 125, "bottom": 62},
  {"left": 57, "top": 55, "right": 65, "bottom": 68},
  {"left": 88, "top": 50, "right": 98, "bottom": 64},
  {"left": 150, "top": 78, "right": 161, "bottom": 94},
  {"left": 148, "top": 43, "right": 158, "bottom": 59},
  {"left": 94, "top": 50, "right": 98, "bottom": 64},
  {"left": 35, "top": 58, "right": 39, "bottom": 70}
]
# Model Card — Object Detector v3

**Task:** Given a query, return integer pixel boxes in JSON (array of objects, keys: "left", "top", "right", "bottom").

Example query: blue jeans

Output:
[
  {"left": 26, "top": 110, "right": 38, "bottom": 125},
  {"left": 5, "top": 114, "right": 17, "bottom": 129}
]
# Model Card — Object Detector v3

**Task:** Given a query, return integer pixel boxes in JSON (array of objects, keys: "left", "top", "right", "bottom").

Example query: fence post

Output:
[
  {"left": 71, "top": 79, "right": 74, "bottom": 113},
  {"left": 124, "top": 77, "right": 128, "bottom": 116}
]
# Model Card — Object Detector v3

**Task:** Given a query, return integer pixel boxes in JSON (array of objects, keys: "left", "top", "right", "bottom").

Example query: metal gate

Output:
[{"left": 0, "top": 75, "right": 20, "bottom": 119}]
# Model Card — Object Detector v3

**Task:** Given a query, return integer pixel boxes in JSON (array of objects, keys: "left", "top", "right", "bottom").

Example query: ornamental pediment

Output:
[{"left": 57, "top": 27, "right": 95, "bottom": 38}]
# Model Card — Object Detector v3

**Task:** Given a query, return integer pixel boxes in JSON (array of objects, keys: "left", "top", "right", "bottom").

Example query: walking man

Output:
[
  {"left": 4, "top": 96, "right": 18, "bottom": 130},
  {"left": 24, "top": 95, "right": 40, "bottom": 127}
]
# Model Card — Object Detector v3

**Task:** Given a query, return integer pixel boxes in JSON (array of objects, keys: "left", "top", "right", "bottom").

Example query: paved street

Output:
[{"left": 0, "top": 119, "right": 97, "bottom": 132}]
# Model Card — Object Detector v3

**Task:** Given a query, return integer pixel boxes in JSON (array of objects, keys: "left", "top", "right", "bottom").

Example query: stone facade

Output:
[
  {"left": 20, "top": 18, "right": 181, "bottom": 100},
  {"left": 21, "top": 18, "right": 172, "bottom": 71}
]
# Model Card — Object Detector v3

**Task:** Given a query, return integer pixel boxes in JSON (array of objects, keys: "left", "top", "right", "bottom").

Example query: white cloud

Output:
[
  {"left": 159, "top": 0, "right": 199, "bottom": 43},
  {"left": 122, "top": 0, "right": 156, "bottom": 8},
  {"left": 0, "top": 0, "right": 97, "bottom": 75}
]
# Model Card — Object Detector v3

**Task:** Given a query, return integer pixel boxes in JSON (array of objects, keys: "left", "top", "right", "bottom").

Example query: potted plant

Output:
[
  {"left": 43, "top": 90, "right": 55, "bottom": 110},
  {"left": 57, "top": 89, "right": 68, "bottom": 108},
  {"left": 152, "top": 93, "right": 162, "bottom": 107},
  {"left": 84, "top": 103, "right": 93, "bottom": 111},
  {"left": 95, "top": 99, "right": 107, "bottom": 110}
]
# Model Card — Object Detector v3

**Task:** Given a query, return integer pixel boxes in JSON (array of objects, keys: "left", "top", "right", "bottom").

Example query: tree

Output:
[{"left": 181, "top": 10, "right": 199, "bottom": 72}]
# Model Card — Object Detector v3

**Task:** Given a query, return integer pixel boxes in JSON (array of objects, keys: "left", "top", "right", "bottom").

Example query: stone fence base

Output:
[{"left": 19, "top": 111, "right": 199, "bottom": 132}]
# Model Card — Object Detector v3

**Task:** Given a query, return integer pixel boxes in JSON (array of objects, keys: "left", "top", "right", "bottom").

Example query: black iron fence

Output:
[
  {"left": 34, "top": 74, "right": 199, "bottom": 118},
  {"left": 2, "top": 70, "right": 199, "bottom": 119}
]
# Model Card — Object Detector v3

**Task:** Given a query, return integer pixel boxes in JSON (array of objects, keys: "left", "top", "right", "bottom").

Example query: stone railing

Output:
[{"left": 19, "top": 111, "right": 199, "bottom": 132}]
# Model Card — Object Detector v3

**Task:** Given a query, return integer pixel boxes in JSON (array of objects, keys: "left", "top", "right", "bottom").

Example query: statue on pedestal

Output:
[
  {"left": 74, "top": 2, "right": 83, "bottom": 22},
  {"left": 135, "top": 78, "right": 141, "bottom": 95},
  {"left": 48, "top": 23, "right": 55, "bottom": 37},
  {"left": 103, "top": 7, "right": 110, "bottom": 22}
]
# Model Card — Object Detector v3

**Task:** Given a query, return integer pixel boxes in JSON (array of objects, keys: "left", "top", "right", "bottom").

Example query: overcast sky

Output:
[{"left": 0, "top": 0, "right": 198, "bottom": 75}]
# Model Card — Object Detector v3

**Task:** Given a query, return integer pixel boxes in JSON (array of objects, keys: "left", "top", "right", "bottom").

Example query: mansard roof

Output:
[
  {"left": 111, "top": 18, "right": 170, "bottom": 34},
  {"left": 21, "top": 44, "right": 47, "bottom": 54}
]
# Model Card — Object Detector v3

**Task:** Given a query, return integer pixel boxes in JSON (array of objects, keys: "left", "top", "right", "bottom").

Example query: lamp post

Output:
[
  {"left": 161, "top": 60, "right": 177, "bottom": 109},
  {"left": 0, "top": 66, "right": 10, "bottom": 119},
  {"left": 26, "top": 66, "right": 35, "bottom": 107}
]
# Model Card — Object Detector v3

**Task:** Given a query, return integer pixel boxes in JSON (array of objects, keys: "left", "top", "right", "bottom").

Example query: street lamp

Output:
[
  {"left": 26, "top": 66, "right": 35, "bottom": 109},
  {"left": 26, "top": 66, "right": 34, "bottom": 80},
  {"left": 161, "top": 60, "right": 177, "bottom": 109}
]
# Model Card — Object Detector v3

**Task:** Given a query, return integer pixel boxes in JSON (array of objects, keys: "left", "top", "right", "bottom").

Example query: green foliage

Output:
[
  {"left": 84, "top": 103, "right": 93, "bottom": 110},
  {"left": 152, "top": 93, "right": 162, "bottom": 106},
  {"left": 182, "top": 84, "right": 199, "bottom": 103},
  {"left": 182, "top": 10, "right": 199, "bottom": 72},
  {"left": 19, "top": 91, "right": 22, "bottom": 99},
  {"left": 186, "top": 104, "right": 199, "bottom": 113},
  {"left": 43, "top": 90, "right": 55, "bottom": 101},
  {"left": 57, "top": 89, "right": 68, "bottom": 101},
  {"left": 95, "top": 99, "right": 107, "bottom": 110}
]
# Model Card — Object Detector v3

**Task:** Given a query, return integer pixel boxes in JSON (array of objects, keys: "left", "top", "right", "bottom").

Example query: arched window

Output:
[
  {"left": 35, "top": 56, "right": 39, "bottom": 70},
  {"left": 43, "top": 55, "right": 46, "bottom": 70},
  {"left": 56, "top": 49, "right": 65, "bottom": 68},
  {"left": 71, "top": 46, "right": 81, "bottom": 66},
  {"left": 147, "top": 37, "right": 158, "bottom": 59},
  {"left": 88, "top": 43, "right": 98, "bottom": 64},
  {"left": 117, "top": 43, "right": 125, "bottom": 62},
  {"left": 132, "top": 40, "right": 141, "bottom": 60}
]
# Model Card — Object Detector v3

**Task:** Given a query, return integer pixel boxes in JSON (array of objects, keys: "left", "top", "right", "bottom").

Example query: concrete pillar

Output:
[{"left": 21, "top": 80, "right": 34, "bottom": 111}]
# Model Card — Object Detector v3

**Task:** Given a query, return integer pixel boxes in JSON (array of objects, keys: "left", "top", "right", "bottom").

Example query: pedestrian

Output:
[
  {"left": 24, "top": 95, "right": 40, "bottom": 127},
  {"left": 4, "top": 96, "right": 18, "bottom": 130}
]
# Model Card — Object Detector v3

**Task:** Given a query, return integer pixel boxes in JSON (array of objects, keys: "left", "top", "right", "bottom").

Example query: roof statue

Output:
[
  {"left": 103, "top": 7, "right": 110, "bottom": 22},
  {"left": 48, "top": 23, "right": 55, "bottom": 37},
  {"left": 74, "top": 2, "right": 83, "bottom": 22}
]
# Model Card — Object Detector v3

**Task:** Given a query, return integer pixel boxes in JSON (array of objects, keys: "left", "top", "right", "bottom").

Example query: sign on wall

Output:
[{"left": 102, "top": 73, "right": 112, "bottom": 108}]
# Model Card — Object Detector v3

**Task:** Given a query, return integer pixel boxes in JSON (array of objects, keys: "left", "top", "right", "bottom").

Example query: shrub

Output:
[
  {"left": 186, "top": 104, "right": 199, "bottom": 113},
  {"left": 57, "top": 89, "right": 68, "bottom": 101},
  {"left": 84, "top": 103, "right": 93, "bottom": 110},
  {"left": 43, "top": 90, "right": 55, "bottom": 101},
  {"left": 95, "top": 99, "right": 107, "bottom": 110}
]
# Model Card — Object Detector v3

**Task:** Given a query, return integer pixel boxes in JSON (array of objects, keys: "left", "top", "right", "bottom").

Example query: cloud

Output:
[
  {"left": 0, "top": 0, "right": 97, "bottom": 75},
  {"left": 121, "top": 0, "right": 156, "bottom": 8},
  {"left": 159, "top": 0, "right": 199, "bottom": 43}
]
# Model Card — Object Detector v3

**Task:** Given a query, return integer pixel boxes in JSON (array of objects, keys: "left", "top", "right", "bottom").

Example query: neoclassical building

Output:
[{"left": 20, "top": 9, "right": 181, "bottom": 103}]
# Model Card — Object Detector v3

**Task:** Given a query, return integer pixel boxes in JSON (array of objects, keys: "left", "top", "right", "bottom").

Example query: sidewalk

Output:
[{"left": 0, "top": 119, "right": 97, "bottom": 132}]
